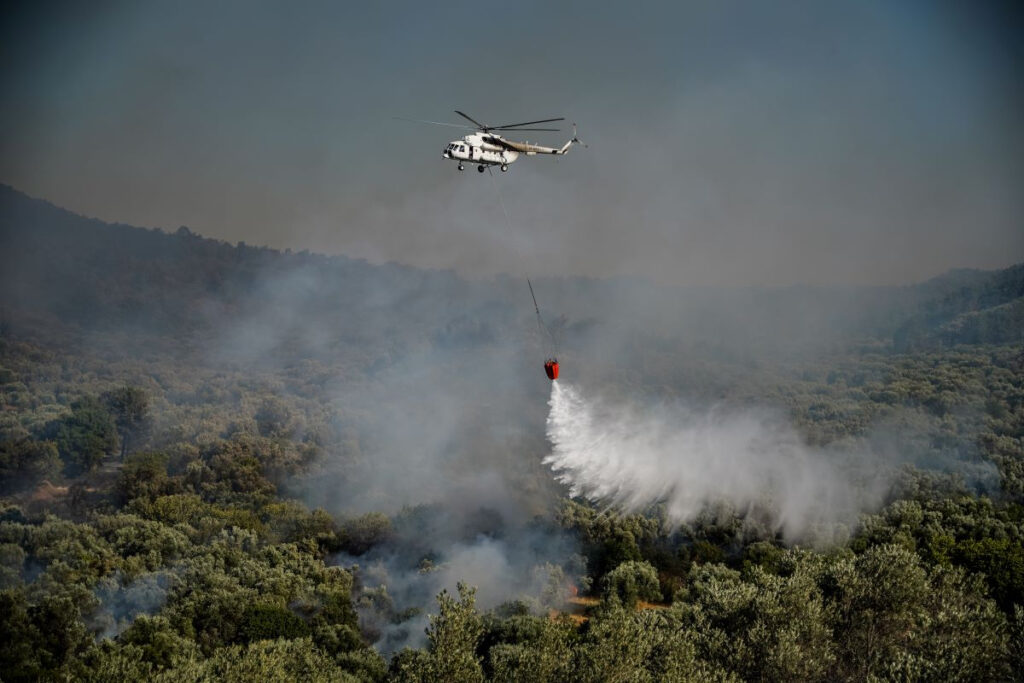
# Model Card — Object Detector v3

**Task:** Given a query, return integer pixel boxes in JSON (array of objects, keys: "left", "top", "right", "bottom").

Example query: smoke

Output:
[
  {"left": 338, "top": 525, "right": 584, "bottom": 654},
  {"left": 89, "top": 570, "right": 173, "bottom": 639},
  {"left": 545, "top": 381, "right": 891, "bottom": 541}
]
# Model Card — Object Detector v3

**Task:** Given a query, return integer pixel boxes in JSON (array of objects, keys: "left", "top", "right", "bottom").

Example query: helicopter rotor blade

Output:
[
  {"left": 454, "top": 110, "right": 488, "bottom": 129},
  {"left": 494, "top": 127, "right": 561, "bottom": 132},
  {"left": 493, "top": 117, "right": 565, "bottom": 129},
  {"left": 392, "top": 116, "right": 475, "bottom": 129}
]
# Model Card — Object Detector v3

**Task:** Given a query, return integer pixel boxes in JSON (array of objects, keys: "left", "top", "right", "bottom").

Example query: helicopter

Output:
[{"left": 401, "top": 111, "right": 583, "bottom": 173}]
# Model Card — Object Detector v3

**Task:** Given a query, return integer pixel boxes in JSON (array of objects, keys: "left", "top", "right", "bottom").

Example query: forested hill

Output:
[
  {"left": 0, "top": 184, "right": 473, "bottom": 352},
  {"left": 3, "top": 184, "right": 1024, "bottom": 680},
  {"left": 1, "top": 183, "right": 1021, "bottom": 363}
]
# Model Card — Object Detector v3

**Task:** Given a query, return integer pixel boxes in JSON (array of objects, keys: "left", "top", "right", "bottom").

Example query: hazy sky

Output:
[{"left": 2, "top": 0, "right": 1022, "bottom": 286}]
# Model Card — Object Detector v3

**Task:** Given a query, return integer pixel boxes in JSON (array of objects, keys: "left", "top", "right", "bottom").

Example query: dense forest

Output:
[{"left": 1, "top": 184, "right": 1023, "bottom": 681}]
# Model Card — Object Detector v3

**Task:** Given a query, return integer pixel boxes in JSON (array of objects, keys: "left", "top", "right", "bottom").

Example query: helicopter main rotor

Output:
[
  {"left": 395, "top": 112, "right": 565, "bottom": 135},
  {"left": 453, "top": 111, "right": 563, "bottom": 133}
]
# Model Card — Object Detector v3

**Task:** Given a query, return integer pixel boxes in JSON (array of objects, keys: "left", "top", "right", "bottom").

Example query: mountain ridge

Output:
[{"left": 1, "top": 183, "right": 1021, "bottom": 357}]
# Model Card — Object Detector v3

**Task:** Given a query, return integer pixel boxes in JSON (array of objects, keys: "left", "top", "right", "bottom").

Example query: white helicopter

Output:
[{"left": 402, "top": 111, "right": 583, "bottom": 173}]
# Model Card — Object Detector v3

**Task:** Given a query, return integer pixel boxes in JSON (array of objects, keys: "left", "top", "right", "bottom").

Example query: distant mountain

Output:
[{"left": 1, "top": 184, "right": 1021, "bottom": 363}]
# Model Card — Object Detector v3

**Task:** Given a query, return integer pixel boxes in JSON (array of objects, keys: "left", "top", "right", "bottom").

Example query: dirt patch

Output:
[{"left": 28, "top": 480, "right": 68, "bottom": 503}]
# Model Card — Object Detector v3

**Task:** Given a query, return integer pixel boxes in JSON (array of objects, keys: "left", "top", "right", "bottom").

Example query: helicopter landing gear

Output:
[
  {"left": 500, "top": 164, "right": 508, "bottom": 172},
  {"left": 457, "top": 163, "right": 464, "bottom": 171},
  {"left": 477, "top": 165, "right": 485, "bottom": 173}
]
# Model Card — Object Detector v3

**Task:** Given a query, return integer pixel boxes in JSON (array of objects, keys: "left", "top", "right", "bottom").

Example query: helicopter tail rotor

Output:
[
  {"left": 571, "top": 123, "right": 587, "bottom": 148},
  {"left": 558, "top": 124, "right": 587, "bottom": 154}
]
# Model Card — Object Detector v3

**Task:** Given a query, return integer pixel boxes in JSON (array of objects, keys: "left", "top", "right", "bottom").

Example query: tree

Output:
[
  {"left": 0, "top": 434, "right": 61, "bottom": 494},
  {"left": 30, "top": 593, "right": 93, "bottom": 673},
  {"left": 571, "top": 608, "right": 708, "bottom": 683},
  {"left": 76, "top": 642, "right": 154, "bottom": 682},
  {"left": 388, "top": 647, "right": 433, "bottom": 683},
  {"left": 424, "top": 583, "right": 484, "bottom": 683},
  {"left": 486, "top": 617, "right": 575, "bottom": 683},
  {"left": 237, "top": 604, "right": 311, "bottom": 643},
  {"left": 1011, "top": 606, "right": 1024, "bottom": 682},
  {"left": 677, "top": 556, "right": 835, "bottom": 682},
  {"left": 828, "top": 544, "right": 1009, "bottom": 681},
  {"left": 119, "top": 615, "right": 199, "bottom": 671},
  {"left": 165, "top": 637, "right": 352, "bottom": 682},
  {"left": 339, "top": 512, "right": 393, "bottom": 556},
  {"left": 0, "top": 589, "right": 44, "bottom": 682},
  {"left": 601, "top": 560, "right": 661, "bottom": 609},
  {"left": 118, "top": 452, "right": 170, "bottom": 503},
  {"left": 103, "top": 386, "right": 150, "bottom": 460},
  {"left": 50, "top": 397, "right": 118, "bottom": 474},
  {"left": 254, "top": 397, "right": 293, "bottom": 439},
  {"left": 952, "top": 536, "right": 1024, "bottom": 613}
]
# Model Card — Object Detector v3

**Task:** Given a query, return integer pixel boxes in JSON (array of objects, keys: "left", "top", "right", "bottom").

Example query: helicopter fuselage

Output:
[{"left": 442, "top": 133, "right": 520, "bottom": 170}]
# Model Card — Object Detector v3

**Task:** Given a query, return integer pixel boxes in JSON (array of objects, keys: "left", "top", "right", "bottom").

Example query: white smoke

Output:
[
  {"left": 90, "top": 570, "right": 173, "bottom": 639},
  {"left": 545, "top": 382, "right": 889, "bottom": 540}
]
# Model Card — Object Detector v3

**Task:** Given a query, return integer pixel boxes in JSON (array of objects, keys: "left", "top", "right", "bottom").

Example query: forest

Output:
[{"left": 1, "top": 184, "right": 1023, "bottom": 681}]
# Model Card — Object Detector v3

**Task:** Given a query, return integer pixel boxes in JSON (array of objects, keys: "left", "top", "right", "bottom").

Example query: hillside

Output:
[
  {"left": 3, "top": 184, "right": 1022, "bottom": 367},
  {"left": 1, "top": 186, "right": 1023, "bottom": 681}
]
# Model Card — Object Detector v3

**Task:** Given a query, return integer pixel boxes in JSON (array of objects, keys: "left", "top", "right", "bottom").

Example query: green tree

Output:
[
  {"left": 0, "top": 589, "right": 44, "bottom": 682},
  {"left": 1011, "top": 605, "right": 1024, "bottom": 682},
  {"left": 254, "top": 397, "right": 293, "bottom": 439},
  {"left": 161, "top": 637, "right": 352, "bottom": 682},
  {"left": 340, "top": 512, "right": 393, "bottom": 556},
  {"left": 571, "top": 608, "right": 711, "bottom": 683},
  {"left": 952, "top": 536, "right": 1024, "bottom": 613},
  {"left": 425, "top": 583, "right": 484, "bottom": 683},
  {"left": 30, "top": 593, "right": 93, "bottom": 673},
  {"left": 102, "top": 386, "right": 150, "bottom": 459},
  {"left": 237, "top": 604, "right": 311, "bottom": 643},
  {"left": 118, "top": 451, "right": 170, "bottom": 503},
  {"left": 601, "top": 560, "right": 661, "bottom": 609},
  {"left": 486, "top": 617, "right": 575, "bottom": 683},
  {"left": 677, "top": 556, "right": 834, "bottom": 682},
  {"left": 76, "top": 642, "right": 154, "bottom": 682},
  {"left": 828, "top": 544, "right": 1009, "bottom": 681},
  {"left": 0, "top": 434, "right": 61, "bottom": 494},
  {"left": 50, "top": 397, "right": 118, "bottom": 474},
  {"left": 119, "top": 615, "right": 199, "bottom": 671},
  {"left": 388, "top": 648, "right": 433, "bottom": 683}
]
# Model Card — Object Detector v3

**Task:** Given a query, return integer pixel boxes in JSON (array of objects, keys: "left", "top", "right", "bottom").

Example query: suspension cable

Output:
[{"left": 490, "top": 168, "right": 558, "bottom": 357}]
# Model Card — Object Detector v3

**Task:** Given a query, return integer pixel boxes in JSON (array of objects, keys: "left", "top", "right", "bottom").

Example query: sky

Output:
[{"left": 2, "top": 0, "right": 1022, "bottom": 287}]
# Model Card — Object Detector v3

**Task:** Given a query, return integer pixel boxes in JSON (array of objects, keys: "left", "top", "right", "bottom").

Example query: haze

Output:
[{"left": 2, "top": 0, "right": 1021, "bottom": 286}]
